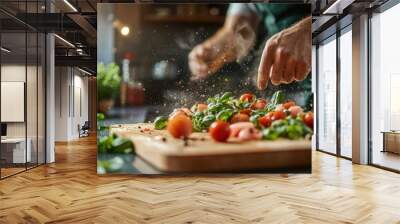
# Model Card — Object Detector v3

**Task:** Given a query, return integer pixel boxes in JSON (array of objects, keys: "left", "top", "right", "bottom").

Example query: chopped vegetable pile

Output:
[
  {"left": 98, "top": 134, "right": 134, "bottom": 154},
  {"left": 154, "top": 91, "right": 313, "bottom": 142}
]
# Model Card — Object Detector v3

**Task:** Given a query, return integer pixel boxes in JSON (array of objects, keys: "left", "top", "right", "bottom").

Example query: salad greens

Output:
[
  {"left": 154, "top": 116, "right": 168, "bottom": 130},
  {"left": 262, "top": 116, "right": 312, "bottom": 140},
  {"left": 97, "top": 157, "right": 124, "bottom": 174},
  {"left": 153, "top": 90, "right": 313, "bottom": 140},
  {"left": 98, "top": 134, "right": 134, "bottom": 154}
]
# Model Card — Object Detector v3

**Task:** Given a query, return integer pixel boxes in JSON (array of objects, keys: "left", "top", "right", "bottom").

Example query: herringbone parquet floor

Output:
[{"left": 0, "top": 135, "right": 399, "bottom": 224}]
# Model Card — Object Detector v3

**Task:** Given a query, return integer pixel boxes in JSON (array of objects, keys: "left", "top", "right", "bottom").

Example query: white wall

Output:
[{"left": 54, "top": 67, "right": 89, "bottom": 141}]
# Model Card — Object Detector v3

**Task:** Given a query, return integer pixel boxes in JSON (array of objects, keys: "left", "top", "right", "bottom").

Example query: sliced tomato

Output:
[
  {"left": 209, "top": 121, "right": 231, "bottom": 142},
  {"left": 271, "top": 110, "right": 285, "bottom": 121},
  {"left": 283, "top": 100, "right": 296, "bottom": 109},
  {"left": 303, "top": 112, "right": 314, "bottom": 129},
  {"left": 167, "top": 114, "right": 192, "bottom": 138},
  {"left": 258, "top": 115, "right": 272, "bottom": 128},
  {"left": 230, "top": 113, "right": 250, "bottom": 123},
  {"left": 239, "top": 93, "right": 255, "bottom": 102}
]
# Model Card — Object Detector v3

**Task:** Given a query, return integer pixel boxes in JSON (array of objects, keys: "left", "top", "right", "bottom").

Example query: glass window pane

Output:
[
  {"left": 1, "top": 31, "right": 27, "bottom": 177},
  {"left": 38, "top": 33, "right": 46, "bottom": 165},
  {"left": 27, "top": 31, "right": 38, "bottom": 169},
  {"left": 339, "top": 29, "right": 352, "bottom": 158},
  {"left": 317, "top": 37, "right": 337, "bottom": 154},
  {"left": 371, "top": 4, "right": 400, "bottom": 171}
]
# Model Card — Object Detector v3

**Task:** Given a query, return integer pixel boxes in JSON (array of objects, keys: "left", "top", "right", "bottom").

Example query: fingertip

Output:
[{"left": 257, "top": 75, "right": 266, "bottom": 90}]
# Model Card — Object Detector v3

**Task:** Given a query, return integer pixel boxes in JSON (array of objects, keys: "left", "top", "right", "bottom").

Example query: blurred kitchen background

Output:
[{"left": 97, "top": 3, "right": 308, "bottom": 126}]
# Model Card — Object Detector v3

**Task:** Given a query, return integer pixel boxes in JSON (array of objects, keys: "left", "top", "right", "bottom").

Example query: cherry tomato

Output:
[
  {"left": 283, "top": 100, "right": 296, "bottom": 109},
  {"left": 240, "top": 108, "right": 252, "bottom": 115},
  {"left": 271, "top": 110, "right": 285, "bottom": 121},
  {"left": 230, "top": 113, "right": 250, "bottom": 123},
  {"left": 197, "top": 103, "right": 208, "bottom": 112},
  {"left": 167, "top": 114, "right": 192, "bottom": 138},
  {"left": 251, "top": 99, "right": 267, "bottom": 110},
  {"left": 209, "top": 121, "right": 231, "bottom": 142},
  {"left": 239, "top": 93, "right": 255, "bottom": 102},
  {"left": 303, "top": 112, "right": 314, "bottom": 129},
  {"left": 258, "top": 115, "right": 272, "bottom": 128},
  {"left": 288, "top": 106, "right": 303, "bottom": 117}
]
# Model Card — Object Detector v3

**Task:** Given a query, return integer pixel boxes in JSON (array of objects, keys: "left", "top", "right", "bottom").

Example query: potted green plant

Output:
[{"left": 97, "top": 63, "right": 121, "bottom": 113}]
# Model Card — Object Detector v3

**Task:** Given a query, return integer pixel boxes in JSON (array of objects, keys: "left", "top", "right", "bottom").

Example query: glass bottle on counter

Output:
[
  {"left": 121, "top": 52, "right": 145, "bottom": 107},
  {"left": 120, "top": 53, "right": 131, "bottom": 107}
]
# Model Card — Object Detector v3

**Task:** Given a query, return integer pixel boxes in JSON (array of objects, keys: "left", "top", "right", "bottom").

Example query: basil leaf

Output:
[
  {"left": 216, "top": 109, "right": 234, "bottom": 121},
  {"left": 220, "top": 92, "right": 233, "bottom": 102},
  {"left": 154, "top": 116, "right": 168, "bottom": 130},
  {"left": 202, "top": 114, "right": 216, "bottom": 127},
  {"left": 270, "top": 90, "right": 285, "bottom": 105},
  {"left": 250, "top": 114, "right": 261, "bottom": 127},
  {"left": 262, "top": 128, "right": 279, "bottom": 140}
]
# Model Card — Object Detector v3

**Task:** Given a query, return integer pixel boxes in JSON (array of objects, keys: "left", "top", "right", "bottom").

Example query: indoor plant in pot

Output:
[{"left": 98, "top": 63, "right": 121, "bottom": 113}]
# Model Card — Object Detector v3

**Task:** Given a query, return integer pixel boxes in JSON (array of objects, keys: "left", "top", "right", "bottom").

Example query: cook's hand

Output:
[
  {"left": 189, "top": 15, "right": 258, "bottom": 80},
  {"left": 188, "top": 28, "right": 237, "bottom": 80},
  {"left": 257, "top": 17, "right": 311, "bottom": 90}
]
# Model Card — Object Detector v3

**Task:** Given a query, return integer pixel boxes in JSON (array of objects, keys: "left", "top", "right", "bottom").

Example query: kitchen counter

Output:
[{"left": 98, "top": 106, "right": 311, "bottom": 174}]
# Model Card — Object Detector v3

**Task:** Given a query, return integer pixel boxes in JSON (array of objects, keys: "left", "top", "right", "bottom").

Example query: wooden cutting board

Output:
[{"left": 111, "top": 123, "right": 311, "bottom": 173}]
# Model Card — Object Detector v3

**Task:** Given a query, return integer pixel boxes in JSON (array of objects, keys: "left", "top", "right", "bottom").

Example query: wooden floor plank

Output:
[{"left": 0, "top": 135, "right": 399, "bottom": 224}]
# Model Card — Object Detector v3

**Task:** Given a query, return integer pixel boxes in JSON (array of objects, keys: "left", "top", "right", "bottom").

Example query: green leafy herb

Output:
[
  {"left": 202, "top": 114, "right": 216, "bottom": 127},
  {"left": 250, "top": 114, "right": 261, "bottom": 127},
  {"left": 262, "top": 128, "right": 279, "bottom": 140},
  {"left": 216, "top": 109, "right": 234, "bottom": 121},
  {"left": 270, "top": 90, "right": 285, "bottom": 105},
  {"left": 97, "top": 157, "right": 124, "bottom": 174},
  {"left": 97, "top": 63, "right": 121, "bottom": 101},
  {"left": 98, "top": 134, "right": 134, "bottom": 154},
  {"left": 154, "top": 116, "right": 168, "bottom": 130}
]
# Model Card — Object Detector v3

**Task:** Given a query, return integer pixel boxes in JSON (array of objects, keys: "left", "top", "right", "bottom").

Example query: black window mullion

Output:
[
  {"left": 315, "top": 44, "right": 319, "bottom": 151},
  {"left": 0, "top": 21, "right": 2, "bottom": 180},
  {"left": 25, "top": 0, "right": 28, "bottom": 171},
  {"left": 36, "top": 0, "right": 39, "bottom": 167}
]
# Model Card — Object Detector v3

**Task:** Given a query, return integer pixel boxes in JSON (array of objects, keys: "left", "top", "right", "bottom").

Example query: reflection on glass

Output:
[
  {"left": 340, "top": 29, "right": 352, "bottom": 158},
  {"left": 1, "top": 31, "right": 27, "bottom": 177},
  {"left": 317, "top": 37, "right": 337, "bottom": 154},
  {"left": 27, "top": 32, "right": 38, "bottom": 169},
  {"left": 371, "top": 4, "right": 400, "bottom": 171}
]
